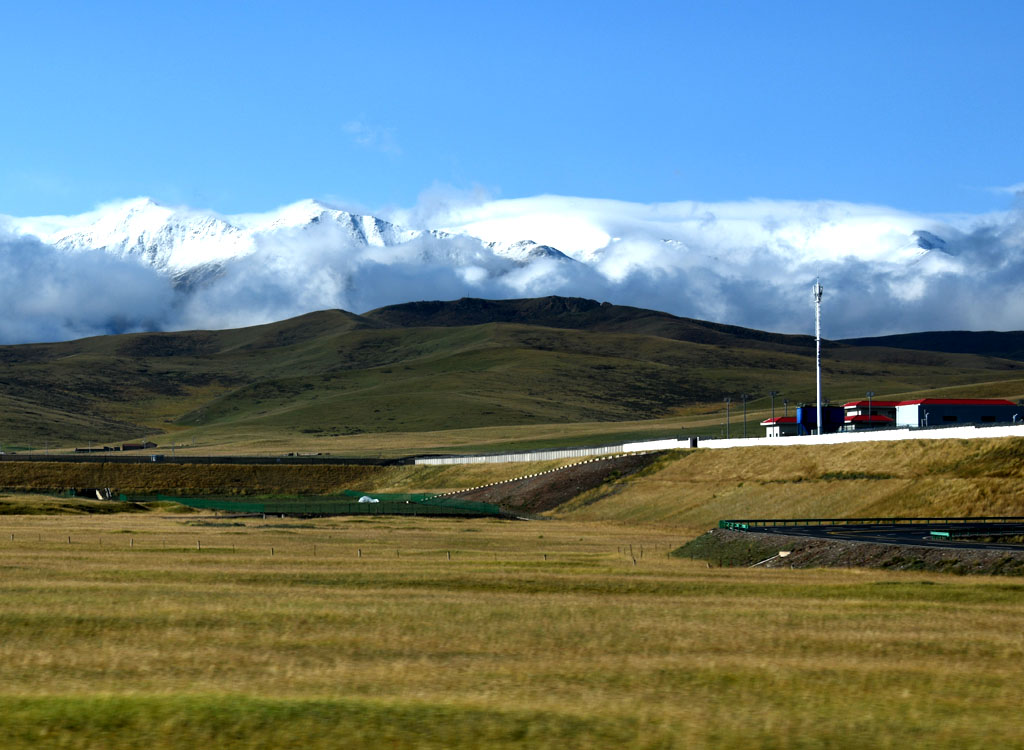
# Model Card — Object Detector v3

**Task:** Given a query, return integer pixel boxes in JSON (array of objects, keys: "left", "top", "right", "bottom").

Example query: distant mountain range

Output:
[
  {"left": 2, "top": 194, "right": 1022, "bottom": 344},
  {"left": 8, "top": 196, "right": 954, "bottom": 284},
  {"left": 8, "top": 197, "right": 572, "bottom": 290}
]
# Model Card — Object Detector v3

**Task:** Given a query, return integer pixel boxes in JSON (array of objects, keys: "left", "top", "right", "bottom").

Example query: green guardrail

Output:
[
  {"left": 720, "top": 516, "right": 1024, "bottom": 531},
  {"left": 151, "top": 491, "right": 506, "bottom": 518}
]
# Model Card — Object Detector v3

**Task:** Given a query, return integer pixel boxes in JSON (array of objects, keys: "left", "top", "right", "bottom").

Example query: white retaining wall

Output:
[
  {"left": 697, "top": 423, "right": 1024, "bottom": 450},
  {"left": 413, "top": 424, "right": 1024, "bottom": 465},
  {"left": 415, "top": 443, "right": 633, "bottom": 465}
]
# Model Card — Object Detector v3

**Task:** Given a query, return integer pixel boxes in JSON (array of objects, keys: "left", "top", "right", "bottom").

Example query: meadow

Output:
[
  {"left": 3, "top": 511, "right": 1024, "bottom": 748},
  {"left": 3, "top": 301, "right": 1023, "bottom": 454},
  {"left": 556, "top": 437, "right": 1024, "bottom": 532},
  {"left": 0, "top": 459, "right": 575, "bottom": 498}
]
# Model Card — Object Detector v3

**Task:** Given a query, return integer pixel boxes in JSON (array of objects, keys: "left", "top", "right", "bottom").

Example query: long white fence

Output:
[
  {"left": 413, "top": 424, "right": 1024, "bottom": 465},
  {"left": 698, "top": 422, "right": 1024, "bottom": 450},
  {"left": 415, "top": 443, "right": 636, "bottom": 465}
]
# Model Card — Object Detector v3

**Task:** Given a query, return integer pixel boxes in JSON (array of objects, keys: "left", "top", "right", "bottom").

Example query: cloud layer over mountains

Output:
[{"left": 1, "top": 193, "right": 1023, "bottom": 345}]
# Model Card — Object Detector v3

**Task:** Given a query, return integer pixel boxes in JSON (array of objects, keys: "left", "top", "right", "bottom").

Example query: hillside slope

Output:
[
  {"left": 841, "top": 330, "right": 1024, "bottom": 362},
  {"left": 1, "top": 297, "right": 1023, "bottom": 449},
  {"left": 364, "top": 296, "right": 821, "bottom": 353},
  {"left": 552, "top": 437, "right": 1024, "bottom": 533}
]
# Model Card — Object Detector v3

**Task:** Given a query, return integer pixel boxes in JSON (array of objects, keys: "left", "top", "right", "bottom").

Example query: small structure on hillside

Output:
[
  {"left": 796, "top": 405, "right": 845, "bottom": 435},
  {"left": 841, "top": 400, "right": 898, "bottom": 431},
  {"left": 838, "top": 398, "right": 1020, "bottom": 430},
  {"left": 122, "top": 441, "right": 158, "bottom": 451},
  {"left": 760, "top": 416, "right": 800, "bottom": 437},
  {"left": 895, "top": 399, "right": 1019, "bottom": 428}
]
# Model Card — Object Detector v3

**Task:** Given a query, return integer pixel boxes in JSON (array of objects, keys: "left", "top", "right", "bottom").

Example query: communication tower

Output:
[{"left": 813, "top": 279, "right": 823, "bottom": 436}]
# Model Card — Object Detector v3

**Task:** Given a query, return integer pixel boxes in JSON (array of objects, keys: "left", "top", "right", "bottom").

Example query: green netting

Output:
[
  {"left": 336, "top": 490, "right": 440, "bottom": 502},
  {"left": 154, "top": 491, "right": 505, "bottom": 517}
]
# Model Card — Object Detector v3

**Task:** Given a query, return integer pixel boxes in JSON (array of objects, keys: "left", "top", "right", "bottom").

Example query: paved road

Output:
[{"left": 750, "top": 522, "right": 1024, "bottom": 552}]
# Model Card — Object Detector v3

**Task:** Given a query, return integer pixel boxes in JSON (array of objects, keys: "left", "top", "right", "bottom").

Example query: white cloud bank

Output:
[
  {"left": 1, "top": 192, "right": 1023, "bottom": 345},
  {"left": 0, "top": 233, "right": 174, "bottom": 343}
]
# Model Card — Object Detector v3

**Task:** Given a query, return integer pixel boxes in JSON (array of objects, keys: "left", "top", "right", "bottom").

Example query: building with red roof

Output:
[
  {"left": 841, "top": 398, "right": 1021, "bottom": 430},
  {"left": 842, "top": 400, "right": 898, "bottom": 431},
  {"left": 760, "top": 416, "right": 800, "bottom": 437},
  {"left": 765, "top": 398, "right": 1021, "bottom": 437}
]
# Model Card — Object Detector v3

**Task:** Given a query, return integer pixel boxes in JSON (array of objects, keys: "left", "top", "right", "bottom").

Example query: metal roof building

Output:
[
  {"left": 842, "top": 400, "right": 899, "bottom": 431},
  {"left": 760, "top": 416, "right": 800, "bottom": 437},
  {"left": 894, "top": 398, "right": 1020, "bottom": 428}
]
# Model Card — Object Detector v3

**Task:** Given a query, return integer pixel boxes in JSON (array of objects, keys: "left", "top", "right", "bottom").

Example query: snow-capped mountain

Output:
[
  {"left": 2, "top": 193, "right": 1021, "bottom": 346},
  {"left": 9, "top": 198, "right": 575, "bottom": 285},
  {"left": 9, "top": 195, "right": 975, "bottom": 298}
]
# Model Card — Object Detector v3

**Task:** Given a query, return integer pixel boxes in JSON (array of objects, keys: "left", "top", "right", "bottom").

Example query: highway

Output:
[{"left": 748, "top": 522, "right": 1024, "bottom": 552}]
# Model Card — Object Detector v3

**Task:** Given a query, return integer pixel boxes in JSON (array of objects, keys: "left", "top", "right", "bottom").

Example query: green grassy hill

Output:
[
  {"left": 1, "top": 297, "right": 1022, "bottom": 451},
  {"left": 841, "top": 330, "right": 1024, "bottom": 362}
]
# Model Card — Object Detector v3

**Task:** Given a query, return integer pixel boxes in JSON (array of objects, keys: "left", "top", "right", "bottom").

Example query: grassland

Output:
[
  {"left": 4, "top": 435, "right": 1024, "bottom": 530},
  {"left": 2, "top": 299, "right": 1023, "bottom": 453},
  {"left": 552, "top": 437, "right": 1024, "bottom": 535},
  {"left": 4, "top": 435, "right": 1024, "bottom": 746},
  {"left": 3, "top": 512, "right": 1024, "bottom": 748},
  {"left": 0, "top": 459, "right": 579, "bottom": 500},
  {"left": 4, "top": 295, "right": 1024, "bottom": 745}
]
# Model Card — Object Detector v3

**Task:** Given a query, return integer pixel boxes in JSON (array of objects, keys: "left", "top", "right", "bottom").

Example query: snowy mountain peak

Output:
[
  {"left": 484, "top": 238, "right": 572, "bottom": 263},
  {"left": 0, "top": 194, "right": 1020, "bottom": 344},
  {"left": 234, "top": 198, "right": 340, "bottom": 231},
  {"left": 8, "top": 197, "right": 571, "bottom": 278},
  {"left": 913, "top": 230, "right": 949, "bottom": 252}
]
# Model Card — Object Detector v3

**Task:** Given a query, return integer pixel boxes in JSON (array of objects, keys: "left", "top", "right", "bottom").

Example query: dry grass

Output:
[
  {"left": 0, "top": 459, "right": 575, "bottom": 498},
  {"left": 1, "top": 514, "right": 1024, "bottom": 747},
  {"left": 88, "top": 415, "right": 695, "bottom": 458},
  {"left": 554, "top": 437, "right": 1024, "bottom": 534}
]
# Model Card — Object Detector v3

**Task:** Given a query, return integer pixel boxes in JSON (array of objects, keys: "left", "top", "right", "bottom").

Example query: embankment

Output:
[
  {"left": 676, "top": 527, "right": 1024, "bottom": 575},
  {"left": 0, "top": 459, "right": 572, "bottom": 497},
  {"left": 551, "top": 437, "right": 1024, "bottom": 531}
]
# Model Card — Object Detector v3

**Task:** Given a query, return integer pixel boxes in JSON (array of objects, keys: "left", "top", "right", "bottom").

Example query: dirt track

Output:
[{"left": 448, "top": 452, "right": 663, "bottom": 514}]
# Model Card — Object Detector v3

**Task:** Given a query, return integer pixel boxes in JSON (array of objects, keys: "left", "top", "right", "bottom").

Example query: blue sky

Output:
[{"left": 2, "top": 0, "right": 1022, "bottom": 218}]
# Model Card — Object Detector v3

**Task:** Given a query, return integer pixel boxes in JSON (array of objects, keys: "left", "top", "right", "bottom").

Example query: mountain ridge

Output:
[
  {"left": 841, "top": 330, "right": 1024, "bottom": 363},
  {"left": 11, "top": 197, "right": 575, "bottom": 279},
  {"left": 7, "top": 194, "right": 1020, "bottom": 346},
  {"left": 0, "top": 296, "right": 1022, "bottom": 449}
]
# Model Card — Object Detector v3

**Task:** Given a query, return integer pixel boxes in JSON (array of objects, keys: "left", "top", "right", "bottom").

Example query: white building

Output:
[
  {"left": 894, "top": 399, "right": 1020, "bottom": 428},
  {"left": 760, "top": 416, "right": 800, "bottom": 437}
]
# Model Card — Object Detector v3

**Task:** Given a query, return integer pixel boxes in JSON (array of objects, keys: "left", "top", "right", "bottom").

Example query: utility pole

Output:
[
  {"left": 814, "top": 279, "right": 824, "bottom": 435},
  {"left": 770, "top": 391, "right": 779, "bottom": 421},
  {"left": 866, "top": 391, "right": 875, "bottom": 428},
  {"left": 724, "top": 397, "right": 732, "bottom": 439},
  {"left": 741, "top": 394, "right": 749, "bottom": 438}
]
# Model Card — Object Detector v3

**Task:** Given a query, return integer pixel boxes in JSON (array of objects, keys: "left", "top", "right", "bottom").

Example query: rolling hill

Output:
[
  {"left": 841, "top": 330, "right": 1024, "bottom": 363},
  {"left": 0, "top": 296, "right": 1022, "bottom": 451}
]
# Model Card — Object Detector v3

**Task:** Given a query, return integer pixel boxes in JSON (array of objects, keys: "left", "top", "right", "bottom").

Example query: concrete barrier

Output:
[
  {"left": 413, "top": 422, "right": 1024, "bottom": 465},
  {"left": 699, "top": 423, "right": 1024, "bottom": 450},
  {"left": 414, "top": 443, "right": 634, "bottom": 465}
]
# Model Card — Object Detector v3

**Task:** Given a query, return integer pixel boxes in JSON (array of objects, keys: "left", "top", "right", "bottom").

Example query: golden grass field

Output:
[
  {"left": 3, "top": 437, "right": 1024, "bottom": 747},
  {"left": 0, "top": 459, "right": 577, "bottom": 499},
  {"left": 3, "top": 511, "right": 1024, "bottom": 749},
  {"left": 557, "top": 437, "right": 1024, "bottom": 534}
]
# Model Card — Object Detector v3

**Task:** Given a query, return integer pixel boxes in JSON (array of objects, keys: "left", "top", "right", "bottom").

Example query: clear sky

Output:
[{"left": 2, "top": 0, "right": 1022, "bottom": 218}]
